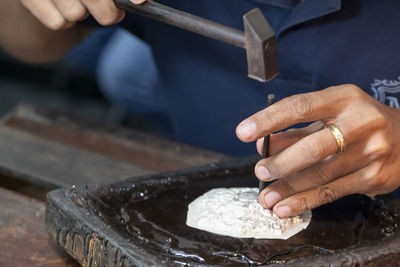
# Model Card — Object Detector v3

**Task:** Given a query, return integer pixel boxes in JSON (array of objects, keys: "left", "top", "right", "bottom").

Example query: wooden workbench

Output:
[
  {"left": 0, "top": 105, "right": 231, "bottom": 266},
  {"left": 0, "top": 187, "right": 79, "bottom": 267}
]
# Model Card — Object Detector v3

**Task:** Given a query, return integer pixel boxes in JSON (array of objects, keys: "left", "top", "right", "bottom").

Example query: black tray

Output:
[{"left": 46, "top": 158, "right": 400, "bottom": 266}]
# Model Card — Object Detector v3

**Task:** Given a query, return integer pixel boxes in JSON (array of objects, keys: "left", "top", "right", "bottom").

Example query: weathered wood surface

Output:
[
  {"left": 0, "top": 105, "right": 232, "bottom": 190},
  {"left": 0, "top": 104, "right": 233, "bottom": 266},
  {"left": 4, "top": 104, "right": 232, "bottom": 171},
  {"left": 0, "top": 187, "right": 79, "bottom": 267},
  {"left": 0, "top": 127, "right": 153, "bottom": 189},
  {"left": 0, "top": 174, "right": 48, "bottom": 200}
]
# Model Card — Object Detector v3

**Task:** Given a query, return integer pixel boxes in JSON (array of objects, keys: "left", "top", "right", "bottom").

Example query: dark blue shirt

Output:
[{"left": 119, "top": 0, "right": 400, "bottom": 156}]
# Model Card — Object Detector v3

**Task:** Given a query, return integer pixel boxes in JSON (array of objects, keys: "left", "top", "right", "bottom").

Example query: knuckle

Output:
[
  {"left": 295, "top": 197, "right": 311, "bottom": 212},
  {"left": 63, "top": 6, "right": 87, "bottom": 21},
  {"left": 96, "top": 12, "right": 120, "bottom": 26},
  {"left": 372, "top": 142, "right": 391, "bottom": 160},
  {"left": 373, "top": 111, "right": 389, "bottom": 129},
  {"left": 363, "top": 165, "right": 388, "bottom": 189},
  {"left": 46, "top": 17, "right": 67, "bottom": 30},
  {"left": 325, "top": 85, "right": 339, "bottom": 93},
  {"left": 379, "top": 142, "right": 391, "bottom": 156},
  {"left": 20, "top": 0, "right": 68, "bottom": 30},
  {"left": 347, "top": 84, "right": 365, "bottom": 100},
  {"left": 367, "top": 134, "right": 391, "bottom": 161},
  {"left": 317, "top": 185, "right": 339, "bottom": 204},
  {"left": 287, "top": 94, "right": 314, "bottom": 119},
  {"left": 306, "top": 138, "right": 328, "bottom": 162},
  {"left": 365, "top": 174, "right": 387, "bottom": 189},
  {"left": 257, "top": 109, "right": 276, "bottom": 129},
  {"left": 316, "top": 168, "right": 333, "bottom": 183},
  {"left": 277, "top": 179, "right": 296, "bottom": 195},
  {"left": 265, "top": 159, "right": 286, "bottom": 178},
  {"left": 365, "top": 177, "right": 385, "bottom": 189}
]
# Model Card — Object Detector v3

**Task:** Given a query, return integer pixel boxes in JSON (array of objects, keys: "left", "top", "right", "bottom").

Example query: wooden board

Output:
[
  {"left": 0, "top": 104, "right": 233, "bottom": 266},
  {"left": 0, "top": 187, "right": 79, "bottom": 267},
  {"left": 4, "top": 104, "right": 232, "bottom": 172},
  {"left": 0, "top": 127, "right": 153, "bottom": 189},
  {"left": 0, "top": 105, "right": 232, "bottom": 190}
]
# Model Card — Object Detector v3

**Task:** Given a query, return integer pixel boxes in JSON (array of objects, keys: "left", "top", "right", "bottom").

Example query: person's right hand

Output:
[{"left": 20, "top": 0, "right": 146, "bottom": 30}]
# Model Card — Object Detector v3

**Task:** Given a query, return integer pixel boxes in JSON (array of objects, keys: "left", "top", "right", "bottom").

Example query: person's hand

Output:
[
  {"left": 20, "top": 0, "right": 146, "bottom": 30},
  {"left": 236, "top": 84, "right": 400, "bottom": 217}
]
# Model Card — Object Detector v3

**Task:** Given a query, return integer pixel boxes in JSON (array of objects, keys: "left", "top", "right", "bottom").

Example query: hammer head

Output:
[{"left": 243, "top": 9, "right": 279, "bottom": 82}]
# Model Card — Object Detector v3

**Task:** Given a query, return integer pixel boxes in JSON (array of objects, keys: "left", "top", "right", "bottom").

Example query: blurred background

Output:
[
  {"left": 0, "top": 27, "right": 172, "bottom": 137},
  {"left": 0, "top": 33, "right": 108, "bottom": 122}
]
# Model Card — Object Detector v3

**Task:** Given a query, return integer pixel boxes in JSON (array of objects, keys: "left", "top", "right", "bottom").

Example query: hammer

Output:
[{"left": 114, "top": 0, "right": 279, "bottom": 82}]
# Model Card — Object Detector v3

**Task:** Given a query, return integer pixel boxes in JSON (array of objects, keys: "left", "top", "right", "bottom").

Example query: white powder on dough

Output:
[{"left": 186, "top": 188, "right": 312, "bottom": 240}]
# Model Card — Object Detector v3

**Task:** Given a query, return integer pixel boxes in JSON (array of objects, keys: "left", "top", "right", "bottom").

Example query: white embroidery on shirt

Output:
[{"left": 371, "top": 77, "right": 400, "bottom": 108}]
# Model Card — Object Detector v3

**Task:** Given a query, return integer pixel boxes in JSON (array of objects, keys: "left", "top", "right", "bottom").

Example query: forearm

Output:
[{"left": 0, "top": 0, "right": 91, "bottom": 64}]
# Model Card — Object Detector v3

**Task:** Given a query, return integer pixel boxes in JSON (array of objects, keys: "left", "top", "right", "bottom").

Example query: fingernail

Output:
[
  {"left": 255, "top": 166, "right": 271, "bottom": 180},
  {"left": 237, "top": 121, "right": 256, "bottom": 140},
  {"left": 130, "top": 0, "right": 146, "bottom": 4},
  {"left": 276, "top": 206, "right": 291, "bottom": 217},
  {"left": 265, "top": 191, "right": 281, "bottom": 207}
]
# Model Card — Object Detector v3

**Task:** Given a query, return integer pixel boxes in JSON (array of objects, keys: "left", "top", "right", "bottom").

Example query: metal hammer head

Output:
[{"left": 243, "top": 9, "right": 279, "bottom": 82}]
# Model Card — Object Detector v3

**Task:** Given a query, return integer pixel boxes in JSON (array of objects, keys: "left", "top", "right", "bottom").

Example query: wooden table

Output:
[
  {"left": 0, "top": 105, "right": 231, "bottom": 266},
  {"left": 0, "top": 187, "right": 79, "bottom": 267}
]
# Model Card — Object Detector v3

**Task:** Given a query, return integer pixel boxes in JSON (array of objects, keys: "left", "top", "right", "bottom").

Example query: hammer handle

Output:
[{"left": 114, "top": 0, "right": 246, "bottom": 48}]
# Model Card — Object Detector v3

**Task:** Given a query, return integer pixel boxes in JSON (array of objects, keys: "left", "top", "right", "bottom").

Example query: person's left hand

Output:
[{"left": 236, "top": 84, "right": 400, "bottom": 217}]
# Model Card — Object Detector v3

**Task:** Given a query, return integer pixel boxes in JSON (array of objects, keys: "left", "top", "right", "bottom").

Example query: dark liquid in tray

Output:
[{"left": 81, "top": 173, "right": 400, "bottom": 266}]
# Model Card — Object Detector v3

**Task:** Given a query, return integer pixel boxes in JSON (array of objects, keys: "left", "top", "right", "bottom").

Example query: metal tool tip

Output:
[{"left": 267, "top": 94, "right": 275, "bottom": 105}]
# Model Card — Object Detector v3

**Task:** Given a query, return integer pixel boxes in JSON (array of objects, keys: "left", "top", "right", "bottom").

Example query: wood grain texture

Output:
[
  {"left": 5, "top": 104, "right": 232, "bottom": 172},
  {"left": 0, "top": 187, "right": 79, "bottom": 267},
  {"left": 0, "top": 105, "right": 233, "bottom": 267},
  {"left": 0, "top": 127, "right": 153, "bottom": 189}
]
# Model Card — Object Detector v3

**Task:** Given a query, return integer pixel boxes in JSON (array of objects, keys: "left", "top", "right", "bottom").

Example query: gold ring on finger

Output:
[{"left": 327, "top": 124, "right": 345, "bottom": 153}]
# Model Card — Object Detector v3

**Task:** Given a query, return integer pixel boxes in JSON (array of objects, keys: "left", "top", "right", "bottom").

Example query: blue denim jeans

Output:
[
  {"left": 96, "top": 29, "right": 167, "bottom": 114},
  {"left": 68, "top": 28, "right": 172, "bottom": 136}
]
